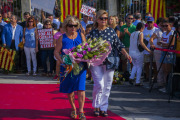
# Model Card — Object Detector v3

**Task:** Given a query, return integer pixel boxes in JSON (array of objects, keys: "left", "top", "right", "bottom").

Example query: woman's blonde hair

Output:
[
  {"left": 108, "top": 16, "right": 116, "bottom": 29},
  {"left": 94, "top": 10, "right": 108, "bottom": 28},
  {"left": 62, "top": 16, "right": 80, "bottom": 32}
]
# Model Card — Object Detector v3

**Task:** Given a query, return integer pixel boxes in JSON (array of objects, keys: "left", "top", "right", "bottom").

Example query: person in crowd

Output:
[
  {"left": 133, "top": 13, "right": 141, "bottom": 26},
  {"left": 53, "top": 24, "right": 65, "bottom": 80},
  {"left": 85, "top": 24, "right": 92, "bottom": 36},
  {"left": 120, "top": 14, "right": 136, "bottom": 73},
  {"left": 129, "top": 22, "right": 152, "bottom": 86},
  {"left": 22, "top": 16, "right": 38, "bottom": 76},
  {"left": 169, "top": 16, "right": 176, "bottom": 31},
  {"left": 119, "top": 20, "right": 124, "bottom": 29},
  {"left": 19, "top": 12, "right": 31, "bottom": 29},
  {"left": 175, "top": 25, "right": 180, "bottom": 72},
  {"left": 80, "top": 15, "right": 93, "bottom": 30},
  {"left": 108, "top": 16, "right": 120, "bottom": 38},
  {"left": 150, "top": 17, "right": 165, "bottom": 87},
  {"left": 53, "top": 10, "right": 62, "bottom": 29},
  {"left": 157, "top": 18, "right": 175, "bottom": 93},
  {"left": 87, "top": 10, "right": 131, "bottom": 117},
  {"left": 3, "top": 12, "right": 10, "bottom": 23},
  {"left": 113, "top": 15, "right": 119, "bottom": 26},
  {"left": 41, "top": 19, "right": 55, "bottom": 77},
  {"left": 0, "top": 13, "right": 7, "bottom": 26},
  {"left": 2, "top": 15, "right": 23, "bottom": 73},
  {"left": 0, "top": 25, "right": 3, "bottom": 45},
  {"left": 145, "top": 12, "right": 158, "bottom": 28},
  {"left": 7, "top": 11, "right": 12, "bottom": 19},
  {"left": 41, "top": 10, "right": 58, "bottom": 30},
  {"left": 141, "top": 0, "right": 146, "bottom": 19},
  {"left": 34, "top": 16, "right": 43, "bottom": 30},
  {"left": 87, "top": 0, "right": 96, "bottom": 8},
  {"left": 143, "top": 17, "right": 158, "bottom": 82},
  {"left": 54, "top": 16, "right": 87, "bottom": 120},
  {"left": 130, "top": 0, "right": 140, "bottom": 15}
]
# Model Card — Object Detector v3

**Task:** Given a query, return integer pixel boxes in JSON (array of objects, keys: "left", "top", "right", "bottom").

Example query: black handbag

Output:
[
  {"left": 106, "top": 42, "right": 120, "bottom": 70},
  {"left": 137, "top": 32, "right": 148, "bottom": 52}
]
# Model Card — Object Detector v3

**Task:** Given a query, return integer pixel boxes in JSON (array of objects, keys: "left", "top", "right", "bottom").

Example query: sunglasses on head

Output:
[
  {"left": 128, "top": 18, "right": 133, "bottom": 20},
  {"left": 147, "top": 21, "right": 153, "bottom": 24},
  {"left": 162, "top": 25, "right": 168, "bottom": 28},
  {"left": 67, "top": 24, "right": 78, "bottom": 28},
  {"left": 99, "top": 17, "right": 108, "bottom": 20}
]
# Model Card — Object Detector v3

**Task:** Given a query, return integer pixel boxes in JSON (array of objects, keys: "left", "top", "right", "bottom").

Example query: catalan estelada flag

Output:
[
  {"left": 146, "top": 0, "right": 166, "bottom": 22},
  {"left": 60, "top": 0, "right": 82, "bottom": 22},
  {"left": 0, "top": 47, "right": 16, "bottom": 71}
]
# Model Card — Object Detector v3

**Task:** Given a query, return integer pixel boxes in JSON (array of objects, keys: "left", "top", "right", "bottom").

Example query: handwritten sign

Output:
[
  {"left": 80, "top": 4, "right": 96, "bottom": 17},
  {"left": 38, "top": 29, "right": 54, "bottom": 49}
]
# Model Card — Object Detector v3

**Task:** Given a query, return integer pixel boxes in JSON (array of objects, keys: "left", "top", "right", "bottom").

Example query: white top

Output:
[
  {"left": 37, "top": 22, "right": 43, "bottom": 29},
  {"left": 53, "top": 18, "right": 60, "bottom": 29},
  {"left": 143, "top": 27, "right": 158, "bottom": 54},
  {"left": 80, "top": 20, "right": 93, "bottom": 30},
  {"left": 129, "top": 31, "right": 144, "bottom": 57},
  {"left": 171, "top": 27, "right": 176, "bottom": 31},
  {"left": 161, "top": 30, "right": 174, "bottom": 48},
  {"left": 11, "top": 24, "right": 17, "bottom": 40},
  {"left": 154, "top": 28, "right": 163, "bottom": 53}
]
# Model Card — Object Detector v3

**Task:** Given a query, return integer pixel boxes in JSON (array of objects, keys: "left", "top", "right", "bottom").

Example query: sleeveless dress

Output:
[
  {"left": 59, "top": 32, "right": 87, "bottom": 93},
  {"left": 24, "top": 27, "right": 36, "bottom": 48}
]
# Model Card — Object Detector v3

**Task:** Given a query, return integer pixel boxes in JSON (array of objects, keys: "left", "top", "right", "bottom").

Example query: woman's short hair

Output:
[
  {"left": 94, "top": 10, "right": 108, "bottom": 28},
  {"left": 162, "top": 17, "right": 170, "bottom": 24},
  {"left": 26, "top": 16, "right": 36, "bottom": 28},
  {"left": 136, "top": 22, "right": 145, "bottom": 31},
  {"left": 62, "top": 16, "right": 80, "bottom": 32},
  {"left": 43, "top": 18, "right": 52, "bottom": 26},
  {"left": 156, "top": 17, "right": 164, "bottom": 25},
  {"left": 108, "top": 16, "right": 116, "bottom": 29}
]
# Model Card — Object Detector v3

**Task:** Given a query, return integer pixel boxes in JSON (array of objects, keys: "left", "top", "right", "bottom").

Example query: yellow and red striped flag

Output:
[
  {"left": 60, "top": 0, "right": 82, "bottom": 22},
  {"left": 146, "top": 0, "right": 166, "bottom": 22},
  {"left": 0, "top": 47, "right": 16, "bottom": 71}
]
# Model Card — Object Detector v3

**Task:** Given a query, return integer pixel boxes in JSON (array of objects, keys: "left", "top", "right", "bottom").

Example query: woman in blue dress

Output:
[{"left": 54, "top": 16, "right": 87, "bottom": 120}]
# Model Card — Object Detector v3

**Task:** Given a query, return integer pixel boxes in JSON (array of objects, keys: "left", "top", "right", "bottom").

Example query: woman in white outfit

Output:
[
  {"left": 129, "top": 22, "right": 152, "bottom": 86},
  {"left": 87, "top": 10, "right": 132, "bottom": 117}
]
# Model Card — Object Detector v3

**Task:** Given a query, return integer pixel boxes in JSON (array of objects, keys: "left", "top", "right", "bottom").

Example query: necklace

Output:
[{"left": 67, "top": 33, "right": 76, "bottom": 41}]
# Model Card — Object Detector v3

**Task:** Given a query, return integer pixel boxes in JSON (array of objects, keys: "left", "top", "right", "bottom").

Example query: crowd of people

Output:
[{"left": 0, "top": 3, "right": 180, "bottom": 119}]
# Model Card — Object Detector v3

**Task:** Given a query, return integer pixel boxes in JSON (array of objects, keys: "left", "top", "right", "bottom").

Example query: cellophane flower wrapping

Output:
[{"left": 63, "top": 37, "right": 112, "bottom": 67}]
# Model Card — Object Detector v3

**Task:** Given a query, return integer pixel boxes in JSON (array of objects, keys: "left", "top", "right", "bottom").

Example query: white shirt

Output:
[
  {"left": 143, "top": 27, "right": 158, "bottom": 54},
  {"left": 80, "top": 20, "right": 93, "bottom": 30},
  {"left": 11, "top": 24, "right": 17, "bottom": 40},
  {"left": 162, "top": 30, "right": 174, "bottom": 48},
  {"left": 53, "top": 18, "right": 60, "bottom": 29},
  {"left": 154, "top": 28, "right": 163, "bottom": 53},
  {"left": 129, "top": 31, "right": 144, "bottom": 57},
  {"left": 37, "top": 22, "right": 43, "bottom": 29}
]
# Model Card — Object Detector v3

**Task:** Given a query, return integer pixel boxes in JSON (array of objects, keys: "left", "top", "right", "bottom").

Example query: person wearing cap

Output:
[
  {"left": 145, "top": 13, "right": 158, "bottom": 28},
  {"left": 143, "top": 17, "right": 158, "bottom": 82}
]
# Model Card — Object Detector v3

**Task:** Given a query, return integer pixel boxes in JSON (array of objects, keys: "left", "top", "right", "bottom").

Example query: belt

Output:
[{"left": 11, "top": 39, "right": 15, "bottom": 42}]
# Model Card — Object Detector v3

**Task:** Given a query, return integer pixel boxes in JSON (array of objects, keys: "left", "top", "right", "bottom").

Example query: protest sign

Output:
[
  {"left": 31, "top": 0, "right": 55, "bottom": 14},
  {"left": 38, "top": 29, "right": 54, "bottom": 49},
  {"left": 80, "top": 4, "right": 96, "bottom": 17}
]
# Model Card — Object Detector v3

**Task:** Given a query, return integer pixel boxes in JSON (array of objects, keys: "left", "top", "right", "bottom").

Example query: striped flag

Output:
[
  {"left": 0, "top": 47, "right": 16, "bottom": 71},
  {"left": 146, "top": 0, "right": 166, "bottom": 22},
  {"left": 60, "top": 0, "right": 82, "bottom": 22}
]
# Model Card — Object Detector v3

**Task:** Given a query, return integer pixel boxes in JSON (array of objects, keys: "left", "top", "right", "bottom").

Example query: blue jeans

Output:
[{"left": 41, "top": 50, "right": 54, "bottom": 74}]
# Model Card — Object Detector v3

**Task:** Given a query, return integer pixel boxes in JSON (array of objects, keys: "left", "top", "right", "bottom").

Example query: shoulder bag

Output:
[{"left": 137, "top": 32, "right": 148, "bottom": 52}]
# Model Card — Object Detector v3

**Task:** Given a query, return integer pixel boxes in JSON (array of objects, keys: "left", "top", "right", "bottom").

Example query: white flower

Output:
[{"left": 77, "top": 48, "right": 83, "bottom": 52}]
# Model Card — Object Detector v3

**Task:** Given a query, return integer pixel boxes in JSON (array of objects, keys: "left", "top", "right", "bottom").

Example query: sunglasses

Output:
[
  {"left": 128, "top": 18, "right": 133, "bottom": 20},
  {"left": 67, "top": 24, "right": 78, "bottom": 28},
  {"left": 29, "top": 21, "right": 34, "bottom": 23},
  {"left": 99, "top": 17, "right": 108, "bottom": 20},
  {"left": 145, "top": 16, "right": 149, "bottom": 18},
  {"left": 0, "top": 16, "right": 2, "bottom": 17},
  {"left": 45, "top": 24, "right": 51, "bottom": 25},
  {"left": 147, "top": 21, "right": 153, "bottom": 24},
  {"left": 162, "top": 25, "right": 168, "bottom": 28}
]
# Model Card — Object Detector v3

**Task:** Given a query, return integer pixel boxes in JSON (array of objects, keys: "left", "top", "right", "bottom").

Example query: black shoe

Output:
[
  {"left": 143, "top": 78, "right": 149, "bottom": 82},
  {"left": 129, "top": 79, "right": 133, "bottom": 85},
  {"left": 94, "top": 108, "right": 100, "bottom": 116}
]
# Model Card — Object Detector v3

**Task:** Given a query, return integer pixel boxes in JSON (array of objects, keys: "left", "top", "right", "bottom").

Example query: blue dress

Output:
[{"left": 59, "top": 32, "right": 87, "bottom": 93}]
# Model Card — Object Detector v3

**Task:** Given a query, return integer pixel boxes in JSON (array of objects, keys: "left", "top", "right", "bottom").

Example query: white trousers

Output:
[
  {"left": 154, "top": 52, "right": 166, "bottom": 84},
  {"left": 24, "top": 47, "right": 37, "bottom": 72},
  {"left": 129, "top": 55, "right": 144, "bottom": 84},
  {"left": 90, "top": 65, "right": 114, "bottom": 111}
]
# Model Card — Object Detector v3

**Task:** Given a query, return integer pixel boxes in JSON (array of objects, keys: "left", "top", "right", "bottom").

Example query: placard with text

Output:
[
  {"left": 80, "top": 4, "right": 96, "bottom": 17},
  {"left": 38, "top": 29, "right": 54, "bottom": 49}
]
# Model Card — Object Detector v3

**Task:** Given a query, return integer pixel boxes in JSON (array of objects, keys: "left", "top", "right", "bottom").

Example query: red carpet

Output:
[{"left": 0, "top": 84, "right": 125, "bottom": 120}]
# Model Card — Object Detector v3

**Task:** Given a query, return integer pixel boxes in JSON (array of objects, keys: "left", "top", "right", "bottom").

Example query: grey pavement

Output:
[{"left": 0, "top": 72, "right": 180, "bottom": 120}]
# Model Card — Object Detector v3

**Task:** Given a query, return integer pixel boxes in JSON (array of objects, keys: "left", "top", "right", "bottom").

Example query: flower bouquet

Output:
[{"left": 60, "top": 37, "right": 112, "bottom": 82}]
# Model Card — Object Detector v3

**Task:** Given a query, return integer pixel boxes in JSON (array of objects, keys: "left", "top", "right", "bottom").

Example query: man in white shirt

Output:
[
  {"left": 143, "top": 17, "right": 158, "bottom": 82},
  {"left": 35, "top": 16, "right": 43, "bottom": 29},
  {"left": 53, "top": 10, "right": 62, "bottom": 29},
  {"left": 80, "top": 15, "right": 93, "bottom": 30}
]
